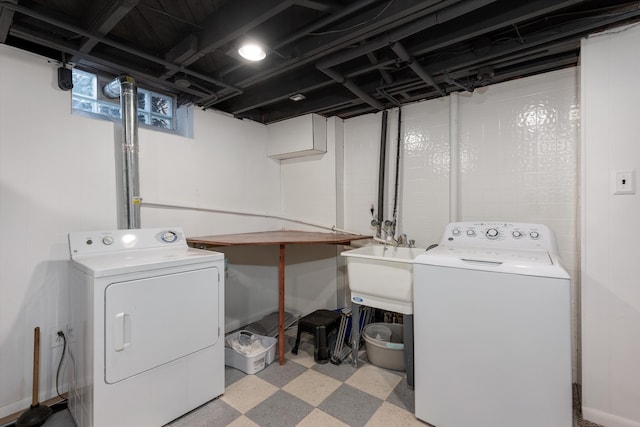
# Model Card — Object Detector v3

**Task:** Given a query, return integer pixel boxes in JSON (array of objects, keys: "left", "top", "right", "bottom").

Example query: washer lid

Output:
[
  {"left": 414, "top": 245, "right": 569, "bottom": 279},
  {"left": 71, "top": 246, "right": 223, "bottom": 277}
]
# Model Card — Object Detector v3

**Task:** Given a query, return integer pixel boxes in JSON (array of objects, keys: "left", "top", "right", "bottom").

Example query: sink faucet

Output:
[
  {"left": 375, "top": 232, "right": 414, "bottom": 248},
  {"left": 372, "top": 219, "right": 415, "bottom": 248},
  {"left": 394, "top": 234, "right": 416, "bottom": 247}
]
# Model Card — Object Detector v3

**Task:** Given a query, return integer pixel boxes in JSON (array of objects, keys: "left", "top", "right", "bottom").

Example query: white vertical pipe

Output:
[{"left": 449, "top": 92, "right": 459, "bottom": 222}]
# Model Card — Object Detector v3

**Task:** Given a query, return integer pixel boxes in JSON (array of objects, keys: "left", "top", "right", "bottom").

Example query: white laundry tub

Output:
[{"left": 341, "top": 245, "right": 425, "bottom": 314}]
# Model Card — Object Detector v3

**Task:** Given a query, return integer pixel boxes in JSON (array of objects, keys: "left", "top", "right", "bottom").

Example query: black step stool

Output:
[{"left": 291, "top": 309, "right": 342, "bottom": 363}]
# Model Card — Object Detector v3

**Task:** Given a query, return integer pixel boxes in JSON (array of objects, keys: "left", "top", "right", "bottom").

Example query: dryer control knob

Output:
[
  {"left": 486, "top": 228, "right": 499, "bottom": 239},
  {"left": 530, "top": 231, "right": 540, "bottom": 239},
  {"left": 162, "top": 231, "right": 178, "bottom": 243},
  {"left": 466, "top": 229, "right": 476, "bottom": 237},
  {"left": 102, "top": 236, "right": 114, "bottom": 245},
  {"left": 512, "top": 231, "right": 523, "bottom": 238},
  {"left": 452, "top": 228, "right": 461, "bottom": 236}
]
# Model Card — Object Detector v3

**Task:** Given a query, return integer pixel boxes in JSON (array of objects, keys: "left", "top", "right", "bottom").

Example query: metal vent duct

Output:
[{"left": 104, "top": 75, "right": 141, "bottom": 229}]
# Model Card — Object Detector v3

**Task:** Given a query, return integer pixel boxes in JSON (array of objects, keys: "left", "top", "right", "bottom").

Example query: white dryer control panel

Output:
[
  {"left": 441, "top": 222, "right": 558, "bottom": 253},
  {"left": 69, "top": 227, "right": 186, "bottom": 256}
]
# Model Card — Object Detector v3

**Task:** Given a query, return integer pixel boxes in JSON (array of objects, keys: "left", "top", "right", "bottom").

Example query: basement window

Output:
[{"left": 71, "top": 69, "right": 177, "bottom": 133}]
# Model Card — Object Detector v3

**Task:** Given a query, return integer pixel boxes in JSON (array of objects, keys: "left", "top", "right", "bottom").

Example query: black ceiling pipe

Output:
[
  {"left": 390, "top": 41, "right": 445, "bottom": 96},
  {"left": 391, "top": 106, "right": 402, "bottom": 238},
  {"left": 0, "top": 1, "right": 241, "bottom": 93},
  {"left": 8, "top": 25, "right": 211, "bottom": 98},
  {"left": 376, "top": 110, "right": 389, "bottom": 238},
  {"left": 319, "top": 67, "right": 385, "bottom": 110},
  {"left": 211, "top": 0, "right": 460, "bottom": 99},
  {"left": 316, "top": 0, "right": 497, "bottom": 70},
  {"left": 217, "top": 0, "right": 589, "bottom": 114},
  {"left": 217, "top": 0, "right": 380, "bottom": 78}
]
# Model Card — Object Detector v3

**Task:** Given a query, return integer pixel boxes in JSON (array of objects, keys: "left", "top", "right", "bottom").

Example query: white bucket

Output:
[{"left": 363, "top": 323, "right": 405, "bottom": 371}]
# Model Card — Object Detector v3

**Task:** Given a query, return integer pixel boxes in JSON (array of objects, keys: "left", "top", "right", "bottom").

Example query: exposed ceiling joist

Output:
[
  {"left": 162, "top": 0, "right": 295, "bottom": 73},
  {"left": 9, "top": 24, "right": 211, "bottom": 98},
  {"left": 0, "top": 0, "right": 16, "bottom": 43},
  {"left": 75, "top": 0, "right": 140, "bottom": 59},
  {"left": 293, "top": 0, "right": 341, "bottom": 12},
  {"left": 216, "top": 0, "right": 457, "bottom": 94},
  {"left": 1, "top": 0, "right": 639, "bottom": 123}
]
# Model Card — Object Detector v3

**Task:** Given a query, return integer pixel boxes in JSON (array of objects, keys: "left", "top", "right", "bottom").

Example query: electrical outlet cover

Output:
[
  {"left": 49, "top": 327, "right": 63, "bottom": 348},
  {"left": 613, "top": 170, "right": 636, "bottom": 195}
]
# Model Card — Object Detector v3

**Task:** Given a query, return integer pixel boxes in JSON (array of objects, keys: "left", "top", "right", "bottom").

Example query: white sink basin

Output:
[{"left": 341, "top": 245, "right": 425, "bottom": 314}]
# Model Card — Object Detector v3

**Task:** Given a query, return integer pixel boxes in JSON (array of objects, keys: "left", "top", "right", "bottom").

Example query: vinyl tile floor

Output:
[
  {"left": 40, "top": 330, "right": 419, "bottom": 427},
  {"left": 38, "top": 330, "right": 589, "bottom": 427},
  {"left": 169, "top": 334, "right": 417, "bottom": 427}
]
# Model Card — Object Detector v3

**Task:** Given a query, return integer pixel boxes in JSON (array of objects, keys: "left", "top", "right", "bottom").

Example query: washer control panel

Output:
[
  {"left": 441, "top": 222, "right": 557, "bottom": 252},
  {"left": 69, "top": 227, "right": 186, "bottom": 256}
]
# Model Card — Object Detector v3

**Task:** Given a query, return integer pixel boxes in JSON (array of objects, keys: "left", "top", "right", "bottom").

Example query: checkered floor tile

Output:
[{"left": 169, "top": 333, "right": 418, "bottom": 427}]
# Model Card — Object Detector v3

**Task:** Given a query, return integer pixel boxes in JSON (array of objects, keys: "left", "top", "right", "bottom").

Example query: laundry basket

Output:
[{"left": 225, "top": 330, "right": 277, "bottom": 374}]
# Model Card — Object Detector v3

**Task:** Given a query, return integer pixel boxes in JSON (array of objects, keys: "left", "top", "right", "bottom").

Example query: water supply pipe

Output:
[
  {"left": 391, "top": 106, "right": 402, "bottom": 238},
  {"left": 104, "top": 75, "right": 141, "bottom": 229},
  {"left": 374, "top": 110, "right": 389, "bottom": 237},
  {"left": 139, "top": 201, "right": 363, "bottom": 235},
  {"left": 449, "top": 92, "right": 460, "bottom": 222}
]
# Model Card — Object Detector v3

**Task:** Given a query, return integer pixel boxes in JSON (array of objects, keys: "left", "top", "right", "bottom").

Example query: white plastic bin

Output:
[{"left": 225, "top": 330, "right": 277, "bottom": 374}]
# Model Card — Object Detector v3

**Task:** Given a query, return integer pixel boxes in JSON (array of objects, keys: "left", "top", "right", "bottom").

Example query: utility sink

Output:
[{"left": 341, "top": 245, "right": 425, "bottom": 314}]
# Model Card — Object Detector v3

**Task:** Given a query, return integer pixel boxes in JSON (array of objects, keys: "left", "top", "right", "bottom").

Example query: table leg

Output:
[
  {"left": 278, "top": 244, "right": 286, "bottom": 365},
  {"left": 351, "top": 302, "right": 360, "bottom": 367}
]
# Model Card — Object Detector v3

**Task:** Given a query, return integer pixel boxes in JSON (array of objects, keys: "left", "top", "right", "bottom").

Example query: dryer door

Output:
[{"left": 104, "top": 267, "right": 219, "bottom": 384}]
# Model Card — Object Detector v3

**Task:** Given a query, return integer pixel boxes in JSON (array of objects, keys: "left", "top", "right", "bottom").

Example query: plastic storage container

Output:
[
  {"left": 225, "top": 330, "right": 277, "bottom": 374},
  {"left": 363, "top": 323, "right": 405, "bottom": 371},
  {"left": 365, "top": 324, "right": 392, "bottom": 341}
]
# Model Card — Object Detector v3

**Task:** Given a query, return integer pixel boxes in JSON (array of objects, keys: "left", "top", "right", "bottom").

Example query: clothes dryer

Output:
[
  {"left": 68, "top": 227, "right": 224, "bottom": 427},
  {"left": 413, "top": 222, "right": 572, "bottom": 427}
]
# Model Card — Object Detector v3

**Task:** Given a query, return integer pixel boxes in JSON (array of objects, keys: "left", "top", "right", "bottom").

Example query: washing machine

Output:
[
  {"left": 413, "top": 222, "right": 572, "bottom": 427},
  {"left": 68, "top": 227, "right": 225, "bottom": 427}
]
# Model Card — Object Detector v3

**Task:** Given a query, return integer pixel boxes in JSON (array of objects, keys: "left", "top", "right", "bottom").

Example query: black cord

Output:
[{"left": 55, "top": 331, "right": 67, "bottom": 401}]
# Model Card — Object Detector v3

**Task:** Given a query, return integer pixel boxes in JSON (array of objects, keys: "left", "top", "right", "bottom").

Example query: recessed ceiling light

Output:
[
  {"left": 289, "top": 93, "right": 306, "bottom": 101},
  {"left": 175, "top": 78, "right": 191, "bottom": 88},
  {"left": 238, "top": 43, "right": 266, "bottom": 61}
]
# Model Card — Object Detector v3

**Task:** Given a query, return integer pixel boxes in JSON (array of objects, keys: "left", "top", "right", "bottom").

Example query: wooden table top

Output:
[{"left": 187, "top": 230, "right": 371, "bottom": 247}]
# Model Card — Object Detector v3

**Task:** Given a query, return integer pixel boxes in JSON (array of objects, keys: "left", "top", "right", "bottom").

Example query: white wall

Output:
[
  {"left": 0, "top": 45, "right": 283, "bottom": 418},
  {"left": 137, "top": 109, "right": 285, "bottom": 333},
  {"left": 139, "top": 110, "right": 280, "bottom": 235},
  {"left": 343, "top": 68, "right": 580, "bottom": 378},
  {"left": 458, "top": 71, "right": 580, "bottom": 378},
  {"left": 280, "top": 117, "right": 343, "bottom": 313},
  {"left": 581, "top": 24, "right": 640, "bottom": 427},
  {"left": 1, "top": 45, "right": 117, "bottom": 418}
]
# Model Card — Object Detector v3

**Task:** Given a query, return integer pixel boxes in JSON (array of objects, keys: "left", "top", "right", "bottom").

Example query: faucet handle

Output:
[{"left": 408, "top": 239, "right": 415, "bottom": 248}]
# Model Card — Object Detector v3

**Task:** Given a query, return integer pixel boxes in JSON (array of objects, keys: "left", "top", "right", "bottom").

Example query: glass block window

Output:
[{"left": 71, "top": 69, "right": 175, "bottom": 131}]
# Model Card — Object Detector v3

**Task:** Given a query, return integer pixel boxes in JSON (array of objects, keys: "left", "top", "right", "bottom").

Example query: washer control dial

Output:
[
  {"left": 530, "top": 231, "right": 540, "bottom": 239},
  {"left": 466, "top": 229, "right": 476, "bottom": 237},
  {"left": 102, "top": 236, "right": 114, "bottom": 245},
  {"left": 486, "top": 228, "right": 499, "bottom": 239},
  {"left": 451, "top": 228, "right": 461, "bottom": 236},
  {"left": 512, "top": 231, "right": 522, "bottom": 239}
]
